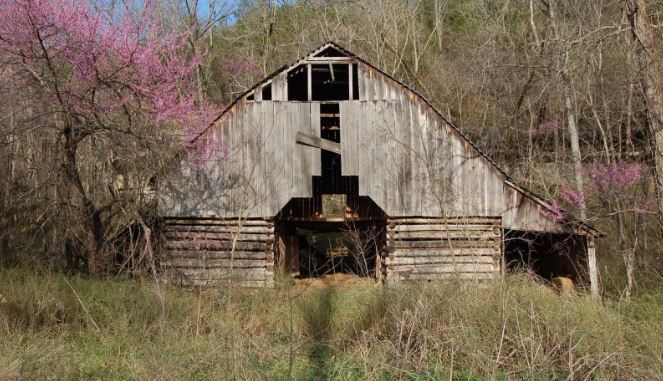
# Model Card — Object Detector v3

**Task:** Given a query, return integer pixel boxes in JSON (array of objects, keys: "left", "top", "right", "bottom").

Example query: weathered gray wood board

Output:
[
  {"left": 384, "top": 217, "right": 502, "bottom": 282},
  {"left": 160, "top": 58, "right": 581, "bottom": 235},
  {"left": 339, "top": 97, "right": 565, "bottom": 233},
  {"left": 159, "top": 102, "right": 321, "bottom": 218},
  {"left": 160, "top": 218, "right": 274, "bottom": 287}
]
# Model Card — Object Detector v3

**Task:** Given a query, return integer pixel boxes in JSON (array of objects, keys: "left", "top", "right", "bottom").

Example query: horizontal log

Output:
[
  {"left": 391, "top": 240, "right": 500, "bottom": 249},
  {"left": 165, "top": 240, "right": 268, "bottom": 252},
  {"left": 165, "top": 231, "right": 273, "bottom": 242},
  {"left": 161, "top": 258, "right": 268, "bottom": 269},
  {"left": 392, "top": 248, "right": 497, "bottom": 257},
  {"left": 388, "top": 256, "right": 497, "bottom": 266},
  {"left": 163, "top": 249, "right": 270, "bottom": 259},
  {"left": 391, "top": 231, "right": 499, "bottom": 240},
  {"left": 388, "top": 217, "right": 500, "bottom": 225},
  {"left": 391, "top": 224, "right": 496, "bottom": 232},
  {"left": 160, "top": 251, "right": 272, "bottom": 261},
  {"left": 389, "top": 263, "right": 496, "bottom": 273},
  {"left": 164, "top": 225, "right": 274, "bottom": 234},
  {"left": 164, "top": 219, "right": 272, "bottom": 227}
]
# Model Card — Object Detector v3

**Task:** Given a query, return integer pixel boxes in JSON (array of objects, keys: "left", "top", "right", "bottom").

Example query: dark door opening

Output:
[
  {"left": 504, "top": 230, "right": 589, "bottom": 288},
  {"left": 275, "top": 219, "right": 385, "bottom": 279}
]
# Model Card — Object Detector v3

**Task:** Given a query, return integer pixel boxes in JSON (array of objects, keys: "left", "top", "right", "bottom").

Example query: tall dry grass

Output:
[{"left": 0, "top": 269, "right": 661, "bottom": 380}]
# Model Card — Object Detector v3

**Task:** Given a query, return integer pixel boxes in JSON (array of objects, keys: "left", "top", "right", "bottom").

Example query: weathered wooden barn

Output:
[{"left": 159, "top": 42, "right": 600, "bottom": 295}]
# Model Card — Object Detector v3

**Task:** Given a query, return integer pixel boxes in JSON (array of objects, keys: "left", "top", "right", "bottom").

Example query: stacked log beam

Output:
[
  {"left": 160, "top": 218, "right": 274, "bottom": 288},
  {"left": 385, "top": 217, "right": 501, "bottom": 282}
]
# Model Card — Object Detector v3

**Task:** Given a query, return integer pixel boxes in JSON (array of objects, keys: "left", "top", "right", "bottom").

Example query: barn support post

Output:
[
  {"left": 587, "top": 235, "right": 599, "bottom": 299},
  {"left": 307, "top": 64, "right": 312, "bottom": 101}
]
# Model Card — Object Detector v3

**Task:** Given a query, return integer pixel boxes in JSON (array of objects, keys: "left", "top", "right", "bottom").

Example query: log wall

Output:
[
  {"left": 384, "top": 217, "right": 502, "bottom": 282},
  {"left": 160, "top": 218, "right": 274, "bottom": 288}
]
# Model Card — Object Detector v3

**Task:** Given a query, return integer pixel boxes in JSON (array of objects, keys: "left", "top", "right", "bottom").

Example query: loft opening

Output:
[
  {"left": 245, "top": 82, "right": 271, "bottom": 101},
  {"left": 312, "top": 64, "right": 348, "bottom": 101},
  {"left": 261, "top": 83, "right": 272, "bottom": 100},
  {"left": 504, "top": 230, "right": 589, "bottom": 289},
  {"left": 286, "top": 63, "right": 359, "bottom": 101},
  {"left": 287, "top": 64, "right": 308, "bottom": 101}
]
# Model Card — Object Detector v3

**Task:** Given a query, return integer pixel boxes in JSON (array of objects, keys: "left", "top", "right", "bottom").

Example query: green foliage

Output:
[{"left": 1, "top": 270, "right": 661, "bottom": 380}]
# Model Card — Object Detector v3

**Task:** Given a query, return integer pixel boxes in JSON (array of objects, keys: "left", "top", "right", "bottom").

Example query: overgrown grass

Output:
[{"left": 1, "top": 269, "right": 661, "bottom": 380}]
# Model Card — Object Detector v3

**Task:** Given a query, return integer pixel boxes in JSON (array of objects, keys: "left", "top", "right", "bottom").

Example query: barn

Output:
[{"left": 158, "top": 42, "right": 601, "bottom": 296}]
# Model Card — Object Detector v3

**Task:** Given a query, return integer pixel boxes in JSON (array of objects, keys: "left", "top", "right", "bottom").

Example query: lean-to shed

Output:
[{"left": 159, "top": 42, "right": 601, "bottom": 295}]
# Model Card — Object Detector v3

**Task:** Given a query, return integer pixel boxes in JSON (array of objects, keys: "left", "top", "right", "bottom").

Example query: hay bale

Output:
[{"left": 551, "top": 276, "right": 576, "bottom": 295}]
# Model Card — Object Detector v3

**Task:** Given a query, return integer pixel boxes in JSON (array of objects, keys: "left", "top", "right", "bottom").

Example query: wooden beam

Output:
[
  {"left": 307, "top": 64, "right": 312, "bottom": 101},
  {"left": 348, "top": 62, "right": 353, "bottom": 100},
  {"left": 587, "top": 236, "right": 600, "bottom": 299},
  {"left": 305, "top": 57, "right": 355, "bottom": 62},
  {"left": 295, "top": 132, "right": 341, "bottom": 154}
]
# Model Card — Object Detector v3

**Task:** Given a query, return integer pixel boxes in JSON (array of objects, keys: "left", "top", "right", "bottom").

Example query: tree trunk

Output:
[
  {"left": 626, "top": 0, "right": 663, "bottom": 223},
  {"left": 548, "top": 0, "right": 587, "bottom": 220},
  {"left": 1, "top": 110, "right": 16, "bottom": 268},
  {"left": 63, "top": 127, "right": 104, "bottom": 276},
  {"left": 0, "top": 141, "right": 8, "bottom": 268},
  {"left": 615, "top": 202, "right": 635, "bottom": 298}
]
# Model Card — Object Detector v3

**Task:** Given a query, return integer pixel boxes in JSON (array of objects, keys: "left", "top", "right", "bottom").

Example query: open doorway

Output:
[
  {"left": 275, "top": 216, "right": 386, "bottom": 281},
  {"left": 276, "top": 220, "right": 385, "bottom": 279},
  {"left": 504, "top": 230, "right": 589, "bottom": 289}
]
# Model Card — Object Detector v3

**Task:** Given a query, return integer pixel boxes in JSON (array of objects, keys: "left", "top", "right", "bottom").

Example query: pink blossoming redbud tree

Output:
[
  {"left": 0, "top": 0, "right": 218, "bottom": 275},
  {"left": 559, "top": 161, "right": 651, "bottom": 215},
  {"left": 559, "top": 160, "right": 651, "bottom": 297}
]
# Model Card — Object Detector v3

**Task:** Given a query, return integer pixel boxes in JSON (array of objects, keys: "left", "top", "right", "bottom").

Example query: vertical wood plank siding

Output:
[{"left": 160, "top": 62, "right": 576, "bottom": 234}]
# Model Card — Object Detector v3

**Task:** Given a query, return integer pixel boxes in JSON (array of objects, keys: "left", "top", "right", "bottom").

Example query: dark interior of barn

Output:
[
  {"left": 503, "top": 230, "right": 589, "bottom": 288},
  {"left": 275, "top": 219, "right": 385, "bottom": 279},
  {"left": 275, "top": 187, "right": 387, "bottom": 280}
]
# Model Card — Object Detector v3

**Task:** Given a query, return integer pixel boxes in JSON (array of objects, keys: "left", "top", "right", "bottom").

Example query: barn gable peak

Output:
[{"left": 194, "top": 41, "right": 601, "bottom": 237}]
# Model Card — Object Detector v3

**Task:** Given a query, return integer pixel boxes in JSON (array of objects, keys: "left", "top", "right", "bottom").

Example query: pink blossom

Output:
[
  {"left": 632, "top": 197, "right": 654, "bottom": 215},
  {"left": 583, "top": 161, "right": 648, "bottom": 197},
  {"left": 540, "top": 202, "right": 566, "bottom": 222},
  {"left": 0, "top": 0, "right": 220, "bottom": 158},
  {"left": 530, "top": 119, "right": 561, "bottom": 137},
  {"left": 560, "top": 185, "right": 586, "bottom": 208}
]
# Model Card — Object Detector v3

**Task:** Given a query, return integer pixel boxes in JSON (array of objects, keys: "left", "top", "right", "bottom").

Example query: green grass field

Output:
[{"left": 1, "top": 269, "right": 661, "bottom": 380}]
